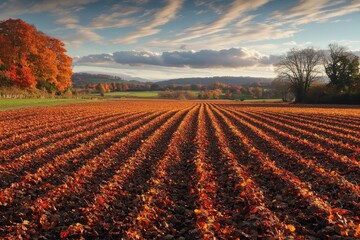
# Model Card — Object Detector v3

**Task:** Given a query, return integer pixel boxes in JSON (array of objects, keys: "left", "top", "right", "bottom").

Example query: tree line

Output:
[
  {"left": 276, "top": 44, "right": 360, "bottom": 103},
  {"left": 89, "top": 80, "right": 276, "bottom": 100}
]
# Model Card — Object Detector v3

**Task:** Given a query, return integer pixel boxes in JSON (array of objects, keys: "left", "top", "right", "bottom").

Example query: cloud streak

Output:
[
  {"left": 89, "top": 4, "right": 138, "bottom": 29},
  {"left": 0, "top": 0, "right": 98, "bottom": 18},
  {"left": 113, "top": 0, "right": 184, "bottom": 44},
  {"left": 274, "top": 0, "right": 360, "bottom": 25},
  {"left": 146, "top": 21, "right": 297, "bottom": 52},
  {"left": 62, "top": 28, "right": 103, "bottom": 47},
  {"left": 176, "top": 0, "right": 269, "bottom": 42},
  {"left": 143, "top": 0, "right": 360, "bottom": 53}
]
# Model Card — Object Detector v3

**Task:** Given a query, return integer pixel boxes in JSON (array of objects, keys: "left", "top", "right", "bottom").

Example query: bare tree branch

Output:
[{"left": 275, "top": 47, "right": 323, "bottom": 102}]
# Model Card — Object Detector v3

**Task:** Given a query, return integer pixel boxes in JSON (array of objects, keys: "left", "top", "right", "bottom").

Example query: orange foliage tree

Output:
[{"left": 0, "top": 18, "right": 72, "bottom": 92}]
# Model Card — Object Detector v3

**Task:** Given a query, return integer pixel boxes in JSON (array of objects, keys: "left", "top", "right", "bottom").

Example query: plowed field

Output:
[{"left": 1, "top": 101, "right": 359, "bottom": 239}]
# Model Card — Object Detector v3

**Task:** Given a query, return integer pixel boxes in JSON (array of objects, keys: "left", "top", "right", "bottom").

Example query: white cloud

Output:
[
  {"left": 146, "top": 22, "right": 297, "bottom": 52},
  {"left": 75, "top": 48, "right": 279, "bottom": 68},
  {"left": 194, "top": 0, "right": 225, "bottom": 14},
  {"left": 176, "top": 0, "right": 269, "bottom": 42},
  {"left": 89, "top": 4, "right": 138, "bottom": 29},
  {"left": 125, "top": 0, "right": 149, "bottom": 5},
  {"left": 62, "top": 28, "right": 103, "bottom": 47},
  {"left": 331, "top": 19, "right": 351, "bottom": 23},
  {"left": 55, "top": 17, "right": 79, "bottom": 25},
  {"left": 113, "top": 0, "right": 184, "bottom": 44},
  {"left": 274, "top": 0, "right": 360, "bottom": 25},
  {"left": 89, "top": 17, "right": 135, "bottom": 29},
  {"left": 274, "top": 0, "right": 334, "bottom": 20},
  {"left": 0, "top": 0, "right": 97, "bottom": 18},
  {"left": 283, "top": 41, "right": 297, "bottom": 46}
]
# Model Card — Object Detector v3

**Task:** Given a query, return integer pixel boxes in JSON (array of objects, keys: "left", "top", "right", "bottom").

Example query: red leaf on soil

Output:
[{"left": 60, "top": 230, "right": 69, "bottom": 239}]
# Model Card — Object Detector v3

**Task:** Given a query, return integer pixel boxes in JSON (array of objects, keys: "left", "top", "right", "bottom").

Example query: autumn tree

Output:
[
  {"left": 190, "top": 84, "right": 202, "bottom": 91},
  {"left": 212, "top": 89, "right": 222, "bottom": 99},
  {"left": 0, "top": 18, "right": 72, "bottom": 92},
  {"left": 324, "top": 43, "right": 360, "bottom": 93},
  {"left": 48, "top": 37, "right": 73, "bottom": 92},
  {"left": 224, "top": 90, "right": 232, "bottom": 99},
  {"left": 252, "top": 87, "right": 263, "bottom": 98},
  {"left": 3, "top": 65, "right": 36, "bottom": 89},
  {"left": 198, "top": 89, "right": 222, "bottom": 99},
  {"left": 0, "top": 19, "right": 38, "bottom": 89},
  {"left": 276, "top": 47, "right": 323, "bottom": 103},
  {"left": 96, "top": 83, "right": 111, "bottom": 96},
  {"left": 122, "top": 83, "right": 129, "bottom": 91},
  {"left": 115, "top": 83, "right": 129, "bottom": 92},
  {"left": 271, "top": 78, "right": 291, "bottom": 101}
]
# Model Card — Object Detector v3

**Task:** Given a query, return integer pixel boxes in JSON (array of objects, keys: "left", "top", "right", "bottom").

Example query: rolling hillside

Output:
[
  {"left": 71, "top": 73, "right": 145, "bottom": 88},
  {"left": 156, "top": 76, "right": 274, "bottom": 86}
]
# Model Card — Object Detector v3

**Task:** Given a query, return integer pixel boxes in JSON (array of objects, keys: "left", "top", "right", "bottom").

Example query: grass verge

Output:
[{"left": 0, "top": 98, "right": 99, "bottom": 111}]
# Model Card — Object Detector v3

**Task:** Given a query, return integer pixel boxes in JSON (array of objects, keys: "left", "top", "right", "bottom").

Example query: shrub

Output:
[
  {"left": 305, "top": 84, "right": 360, "bottom": 104},
  {"left": 158, "top": 90, "right": 196, "bottom": 100}
]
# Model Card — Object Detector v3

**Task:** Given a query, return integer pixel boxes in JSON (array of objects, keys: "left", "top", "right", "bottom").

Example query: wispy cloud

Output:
[
  {"left": 125, "top": 0, "right": 149, "bottom": 4},
  {"left": 194, "top": 0, "right": 225, "bottom": 14},
  {"left": 197, "top": 23, "right": 296, "bottom": 49},
  {"left": 0, "top": 0, "right": 97, "bottom": 18},
  {"left": 112, "top": 0, "right": 184, "bottom": 44},
  {"left": 176, "top": 0, "right": 269, "bottom": 42},
  {"left": 146, "top": 21, "right": 296, "bottom": 52},
  {"left": 62, "top": 28, "right": 103, "bottom": 47},
  {"left": 89, "top": 4, "right": 138, "bottom": 29},
  {"left": 142, "top": 0, "right": 358, "bottom": 53},
  {"left": 55, "top": 17, "right": 79, "bottom": 25},
  {"left": 273, "top": 0, "right": 334, "bottom": 20},
  {"left": 274, "top": 0, "right": 360, "bottom": 25},
  {"left": 31, "top": 0, "right": 97, "bottom": 14}
]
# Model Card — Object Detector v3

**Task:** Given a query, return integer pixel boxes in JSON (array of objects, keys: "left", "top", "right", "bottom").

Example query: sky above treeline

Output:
[{"left": 1, "top": 0, "right": 360, "bottom": 80}]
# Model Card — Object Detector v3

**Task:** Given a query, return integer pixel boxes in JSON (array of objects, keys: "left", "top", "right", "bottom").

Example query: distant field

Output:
[
  {"left": 93, "top": 91, "right": 201, "bottom": 98},
  {"left": 1, "top": 100, "right": 359, "bottom": 239},
  {"left": 0, "top": 98, "right": 97, "bottom": 111},
  {"left": 0, "top": 96, "right": 296, "bottom": 111},
  {"left": 91, "top": 91, "right": 284, "bottom": 101},
  {"left": 94, "top": 91, "right": 160, "bottom": 98},
  {"left": 243, "top": 98, "right": 282, "bottom": 102}
]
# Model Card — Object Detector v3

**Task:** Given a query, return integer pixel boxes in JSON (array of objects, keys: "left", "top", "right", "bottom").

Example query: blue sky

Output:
[{"left": 1, "top": 0, "right": 360, "bottom": 80}]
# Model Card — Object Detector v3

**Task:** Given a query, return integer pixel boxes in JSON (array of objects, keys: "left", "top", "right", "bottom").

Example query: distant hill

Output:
[
  {"left": 71, "top": 73, "right": 144, "bottom": 88},
  {"left": 72, "top": 73, "right": 274, "bottom": 89},
  {"left": 156, "top": 76, "right": 274, "bottom": 86}
]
